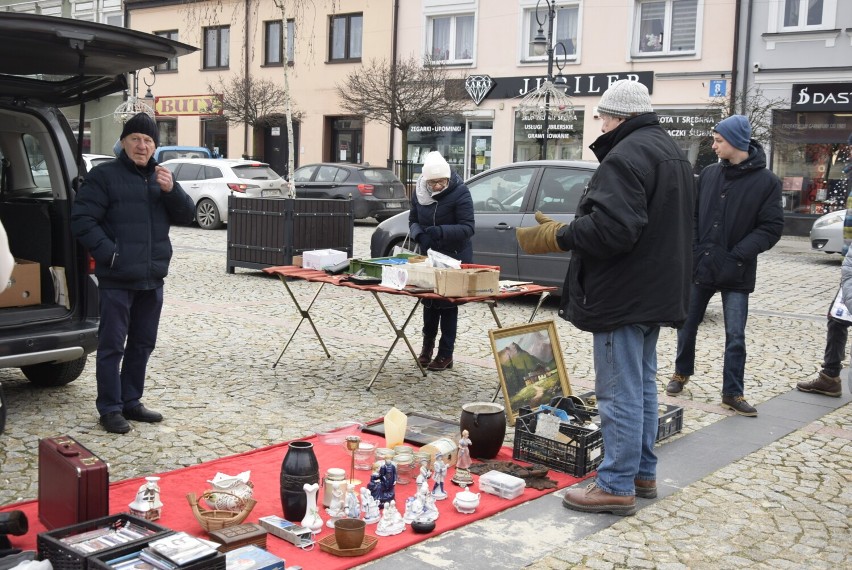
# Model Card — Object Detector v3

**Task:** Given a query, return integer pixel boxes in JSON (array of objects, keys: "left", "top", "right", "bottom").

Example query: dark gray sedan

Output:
[
  {"left": 293, "top": 163, "right": 408, "bottom": 221},
  {"left": 370, "top": 160, "right": 597, "bottom": 289}
]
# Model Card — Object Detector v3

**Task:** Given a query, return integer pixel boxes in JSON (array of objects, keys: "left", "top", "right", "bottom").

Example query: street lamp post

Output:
[
  {"left": 113, "top": 67, "right": 157, "bottom": 124},
  {"left": 530, "top": 0, "right": 568, "bottom": 160}
]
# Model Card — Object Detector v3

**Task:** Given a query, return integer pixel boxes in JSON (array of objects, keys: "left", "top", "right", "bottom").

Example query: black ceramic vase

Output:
[
  {"left": 459, "top": 402, "right": 507, "bottom": 459},
  {"left": 280, "top": 440, "right": 320, "bottom": 522}
]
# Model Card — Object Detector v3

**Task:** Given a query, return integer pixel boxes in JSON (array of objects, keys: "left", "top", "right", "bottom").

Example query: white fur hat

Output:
[{"left": 421, "top": 151, "right": 451, "bottom": 180}]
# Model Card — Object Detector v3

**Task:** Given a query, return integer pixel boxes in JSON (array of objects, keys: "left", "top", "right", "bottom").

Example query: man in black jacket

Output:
[
  {"left": 71, "top": 113, "right": 195, "bottom": 434},
  {"left": 667, "top": 115, "right": 784, "bottom": 416},
  {"left": 517, "top": 79, "right": 694, "bottom": 516}
]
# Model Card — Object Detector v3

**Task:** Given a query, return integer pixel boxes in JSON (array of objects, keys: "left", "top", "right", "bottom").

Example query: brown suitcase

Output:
[{"left": 38, "top": 435, "right": 109, "bottom": 529}]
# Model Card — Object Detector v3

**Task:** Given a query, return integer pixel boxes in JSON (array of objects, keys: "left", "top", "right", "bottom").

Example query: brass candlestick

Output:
[{"left": 345, "top": 435, "right": 361, "bottom": 485}]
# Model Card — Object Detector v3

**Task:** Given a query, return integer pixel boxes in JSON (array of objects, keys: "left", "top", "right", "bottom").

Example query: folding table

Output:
[{"left": 263, "top": 266, "right": 556, "bottom": 391}]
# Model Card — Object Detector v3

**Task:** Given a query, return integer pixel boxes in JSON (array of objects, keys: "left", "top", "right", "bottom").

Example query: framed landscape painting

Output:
[{"left": 488, "top": 320, "right": 572, "bottom": 425}]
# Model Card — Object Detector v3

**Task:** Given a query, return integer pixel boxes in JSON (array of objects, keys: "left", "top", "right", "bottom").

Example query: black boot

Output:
[{"left": 418, "top": 337, "right": 436, "bottom": 366}]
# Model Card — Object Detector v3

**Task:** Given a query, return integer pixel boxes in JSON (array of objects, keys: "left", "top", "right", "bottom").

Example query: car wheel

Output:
[
  {"left": 21, "top": 355, "right": 87, "bottom": 387},
  {"left": 196, "top": 198, "right": 223, "bottom": 230}
]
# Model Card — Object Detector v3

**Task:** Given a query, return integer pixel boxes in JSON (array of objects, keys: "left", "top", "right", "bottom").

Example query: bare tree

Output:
[
  {"left": 706, "top": 84, "right": 789, "bottom": 146},
  {"left": 335, "top": 55, "right": 470, "bottom": 179},
  {"left": 208, "top": 74, "right": 287, "bottom": 128}
]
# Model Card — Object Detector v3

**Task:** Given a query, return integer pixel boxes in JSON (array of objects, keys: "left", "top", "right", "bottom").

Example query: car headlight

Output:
[{"left": 813, "top": 211, "right": 844, "bottom": 229}]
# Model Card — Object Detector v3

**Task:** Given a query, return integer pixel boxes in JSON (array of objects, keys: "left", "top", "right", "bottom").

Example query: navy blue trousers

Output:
[
  {"left": 95, "top": 287, "right": 163, "bottom": 416},
  {"left": 422, "top": 300, "right": 458, "bottom": 358}
]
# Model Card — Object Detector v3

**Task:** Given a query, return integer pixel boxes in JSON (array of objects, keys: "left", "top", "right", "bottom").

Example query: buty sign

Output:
[
  {"left": 791, "top": 83, "right": 852, "bottom": 112},
  {"left": 154, "top": 94, "right": 224, "bottom": 116}
]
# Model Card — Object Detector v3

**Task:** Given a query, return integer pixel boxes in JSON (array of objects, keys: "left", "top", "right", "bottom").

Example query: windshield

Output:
[{"left": 231, "top": 165, "right": 282, "bottom": 180}]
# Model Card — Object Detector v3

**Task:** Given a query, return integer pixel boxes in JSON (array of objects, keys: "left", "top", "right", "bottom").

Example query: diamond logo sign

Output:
[{"left": 465, "top": 75, "right": 494, "bottom": 106}]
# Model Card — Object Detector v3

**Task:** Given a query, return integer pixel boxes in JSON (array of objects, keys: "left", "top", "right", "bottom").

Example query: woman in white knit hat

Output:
[{"left": 408, "top": 151, "right": 474, "bottom": 371}]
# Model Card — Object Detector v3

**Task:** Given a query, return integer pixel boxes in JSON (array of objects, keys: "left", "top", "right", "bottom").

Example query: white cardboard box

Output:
[{"left": 302, "top": 249, "right": 347, "bottom": 270}]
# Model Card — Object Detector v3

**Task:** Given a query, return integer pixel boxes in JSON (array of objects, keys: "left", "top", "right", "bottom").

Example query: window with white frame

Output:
[
  {"left": 427, "top": 13, "right": 475, "bottom": 63},
  {"left": 633, "top": 0, "right": 698, "bottom": 56},
  {"left": 265, "top": 20, "right": 295, "bottom": 65},
  {"left": 778, "top": 0, "right": 836, "bottom": 30},
  {"left": 524, "top": 3, "right": 580, "bottom": 61},
  {"left": 203, "top": 26, "right": 230, "bottom": 69}
]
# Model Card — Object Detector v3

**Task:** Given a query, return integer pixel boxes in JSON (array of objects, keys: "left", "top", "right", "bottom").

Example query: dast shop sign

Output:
[{"left": 154, "top": 94, "right": 224, "bottom": 116}]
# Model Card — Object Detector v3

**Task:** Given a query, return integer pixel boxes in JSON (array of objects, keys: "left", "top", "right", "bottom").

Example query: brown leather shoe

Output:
[
  {"left": 562, "top": 482, "right": 636, "bottom": 516},
  {"left": 796, "top": 372, "right": 842, "bottom": 397},
  {"left": 634, "top": 479, "right": 657, "bottom": 499},
  {"left": 666, "top": 373, "right": 690, "bottom": 396},
  {"left": 418, "top": 338, "right": 435, "bottom": 367},
  {"left": 427, "top": 355, "right": 453, "bottom": 371}
]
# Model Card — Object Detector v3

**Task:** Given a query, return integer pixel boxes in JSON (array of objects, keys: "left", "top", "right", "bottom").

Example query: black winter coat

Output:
[
  {"left": 691, "top": 140, "right": 783, "bottom": 293},
  {"left": 408, "top": 171, "right": 475, "bottom": 263},
  {"left": 71, "top": 152, "right": 195, "bottom": 290},
  {"left": 555, "top": 113, "right": 695, "bottom": 333}
]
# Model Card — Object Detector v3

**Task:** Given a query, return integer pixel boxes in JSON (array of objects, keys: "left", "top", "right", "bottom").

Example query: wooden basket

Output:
[{"left": 186, "top": 491, "right": 257, "bottom": 532}]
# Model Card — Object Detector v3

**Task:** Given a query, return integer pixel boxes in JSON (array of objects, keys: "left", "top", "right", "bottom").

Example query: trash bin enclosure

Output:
[{"left": 226, "top": 196, "right": 354, "bottom": 273}]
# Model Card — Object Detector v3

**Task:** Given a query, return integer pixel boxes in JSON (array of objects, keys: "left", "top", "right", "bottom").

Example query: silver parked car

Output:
[
  {"left": 810, "top": 209, "right": 846, "bottom": 254},
  {"left": 160, "top": 158, "right": 285, "bottom": 229},
  {"left": 370, "top": 160, "right": 597, "bottom": 289}
]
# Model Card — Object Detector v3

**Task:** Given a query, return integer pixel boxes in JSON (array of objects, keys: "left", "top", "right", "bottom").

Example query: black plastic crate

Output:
[
  {"left": 88, "top": 539, "right": 226, "bottom": 570},
  {"left": 512, "top": 410, "right": 604, "bottom": 477},
  {"left": 656, "top": 403, "right": 684, "bottom": 442},
  {"left": 37, "top": 513, "right": 171, "bottom": 570}
]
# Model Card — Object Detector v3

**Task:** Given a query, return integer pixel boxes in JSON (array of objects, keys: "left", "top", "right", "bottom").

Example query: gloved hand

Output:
[
  {"left": 425, "top": 225, "right": 442, "bottom": 241},
  {"left": 516, "top": 211, "right": 566, "bottom": 254},
  {"left": 417, "top": 233, "right": 433, "bottom": 252}
]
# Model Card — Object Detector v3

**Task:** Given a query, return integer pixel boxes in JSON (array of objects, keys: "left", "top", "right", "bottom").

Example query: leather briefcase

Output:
[{"left": 38, "top": 435, "right": 109, "bottom": 529}]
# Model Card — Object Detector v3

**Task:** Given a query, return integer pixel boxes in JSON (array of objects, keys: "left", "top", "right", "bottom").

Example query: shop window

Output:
[
  {"left": 155, "top": 31, "right": 179, "bottom": 72},
  {"left": 329, "top": 13, "right": 362, "bottom": 62},
  {"left": 632, "top": 0, "right": 698, "bottom": 57},
  {"left": 427, "top": 14, "right": 474, "bottom": 63},
  {"left": 265, "top": 20, "right": 295, "bottom": 66},
  {"left": 158, "top": 119, "right": 177, "bottom": 147},
  {"left": 522, "top": 2, "right": 579, "bottom": 61},
  {"left": 512, "top": 111, "right": 585, "bottom": 162},
  {"left": 406, "top": 119, "right": 466, "bottom": 182},
  {"left": 203, "top": 26, "right": 230, "bottom": 69},
  {"left": 202, "top": 118, "right": 228, "bottom": 158}
]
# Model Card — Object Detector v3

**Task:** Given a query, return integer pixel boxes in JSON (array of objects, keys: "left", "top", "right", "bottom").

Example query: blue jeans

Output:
[
  {"left": 593, "top": 324, "right": 660, "bottom": 496},
  {"left": 675, "top": 284, "right": 749, "bottom": 397},
  {"left": 95, "top": 287, "right": 163, "bottom": 416}
]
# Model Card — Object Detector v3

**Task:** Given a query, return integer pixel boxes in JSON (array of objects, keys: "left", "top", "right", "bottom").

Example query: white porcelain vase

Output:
[{"left": 301, "top": 483, "right": 323, "bottom": 534}]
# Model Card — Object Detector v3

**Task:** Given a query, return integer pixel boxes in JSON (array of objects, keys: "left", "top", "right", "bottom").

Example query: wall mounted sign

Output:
[
  {"left": 488, "top": 71, "right": 653, "bottom": 100},
  {"left": 154, "top": 94, "right": 224, "bottom": 116},
  {"left": 791, "top": 83, "right": 852, "bottom": 112},
  {"left": 465, "top": 75, "right": 494, "bottom": 106}
]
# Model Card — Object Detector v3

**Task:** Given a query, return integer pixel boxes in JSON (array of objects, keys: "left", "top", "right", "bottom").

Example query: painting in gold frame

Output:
[{"left": 488, "top": 320, "right": 572, "bottom": 425}]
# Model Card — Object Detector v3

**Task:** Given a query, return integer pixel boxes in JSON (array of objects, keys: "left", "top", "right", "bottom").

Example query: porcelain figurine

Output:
[
  {"left": 421, "top": 492, "right": 439, "bottom": 522},
  {"left": 453, "top": 484, "right": 481, "bottom": 514},
  {"left": 128, "top": 476, "right": 163, "bottom": 521},
  {"left": 300, "top": 483, "right": 323, "bottom": 534},
  {"left": 325, "top": 480, "right": 346, "bottom": 527},
  {"left": 344, "top": 483, "right": 361, "bottom": 519},
  {"left": 361, "top": 487, "right": 381, "bottom": 524},
  {"left": 378, "top": 456, "right": 397, "bottom": 507},
  {"left": 375, "top": 499, "right": 405, "bottom": 536},
  {"left": 402, "top": 491, "right": 425, "bottom": 524},
  {"left": 452, "top": 430, "right": 474, "bottom": 486},
  {"left": 431, "top": 454, "right": 448, "bottom": 500},
  {"left": 415, "top": 457, "right": 431, "bottom": 487},
  {"left": 367, "top": 472, "right": 382, "bottom": 503},
  {"left": 206, "top": 470, "right": 253, "bottom": 511}
]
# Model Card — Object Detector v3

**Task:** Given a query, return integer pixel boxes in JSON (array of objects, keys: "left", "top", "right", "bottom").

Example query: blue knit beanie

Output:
[{"left": 714, "top": 115, "right": 751, "bottom": 151}]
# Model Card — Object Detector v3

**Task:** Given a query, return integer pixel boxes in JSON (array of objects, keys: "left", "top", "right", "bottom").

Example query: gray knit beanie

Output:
[{"left": 597, "top": 79, "right": 653, "bottom": 118}]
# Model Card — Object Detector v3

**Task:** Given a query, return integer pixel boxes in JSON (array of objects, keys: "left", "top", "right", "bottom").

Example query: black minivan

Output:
[{"left": 0, "top": 14, "right": 195, "bottom": 391}]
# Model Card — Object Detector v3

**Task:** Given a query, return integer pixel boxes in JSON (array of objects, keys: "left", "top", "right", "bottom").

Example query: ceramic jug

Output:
[{"left": 459, "top": 402, "right": 507, "bottom": 459}]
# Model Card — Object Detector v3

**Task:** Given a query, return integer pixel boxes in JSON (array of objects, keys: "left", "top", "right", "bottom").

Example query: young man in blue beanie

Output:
[
  {"left": 71, "top": 112, "right": 195, "bottom": 434},
  {"left": 667, "top": 115, "right": 784, "bottom": 416}
]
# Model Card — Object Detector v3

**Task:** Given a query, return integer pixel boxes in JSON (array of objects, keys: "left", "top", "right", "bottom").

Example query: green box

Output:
[{"left": 348, "top": 254, "right": 420, "bottom": 278}]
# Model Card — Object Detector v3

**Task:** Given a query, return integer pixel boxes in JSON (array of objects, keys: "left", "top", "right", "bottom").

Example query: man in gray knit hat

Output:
[{"left": 517, "top": 79, "right": 694, "bottom": 515}]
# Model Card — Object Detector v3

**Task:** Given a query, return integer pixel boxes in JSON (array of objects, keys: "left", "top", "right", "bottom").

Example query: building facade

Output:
[{"left": 736, "top": 0, "right": 852, "bottom": 235}]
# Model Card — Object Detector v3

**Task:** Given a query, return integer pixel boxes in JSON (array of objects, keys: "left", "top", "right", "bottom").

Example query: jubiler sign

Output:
[
  {"left": 791, "top": 83, "right": 852, "bottom": 112},
  {"left": 154, "top": 94, "right": 224, "bottom": 116}
]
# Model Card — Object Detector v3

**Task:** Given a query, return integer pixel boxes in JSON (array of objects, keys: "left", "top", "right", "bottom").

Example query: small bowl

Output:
[
  {"left": 316, "top": 421, "right": 365, "bottom": 445},
  {"left": 411, "top": 519, "right": 435, "bottom": 534}
]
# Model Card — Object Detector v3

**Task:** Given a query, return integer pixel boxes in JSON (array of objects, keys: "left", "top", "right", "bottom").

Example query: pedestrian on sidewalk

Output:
[
  {"left": 668, "top": 115, "right": 784, "bottom": 416},
  {"left": 408, "top": 151, "right": 474, "bottom": 372},
  {"left": 71, "top": 112, "right": 195, "bottom": 434},
  {"left": 517, "top": 79, "right": 694, "bottom": 516}
]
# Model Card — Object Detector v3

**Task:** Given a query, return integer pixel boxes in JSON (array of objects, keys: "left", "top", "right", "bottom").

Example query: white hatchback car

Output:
[
  {"left": 810, "top": 208, "right": 846, "bottom": 254},
  {"left": 160, "top": 158, "right": 285, "bottom": 229}
]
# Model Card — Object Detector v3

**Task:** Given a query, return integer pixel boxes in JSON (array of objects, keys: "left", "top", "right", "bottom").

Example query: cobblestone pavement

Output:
[{"left": 1, "top": 224, "right": 850, "bottom": 568}]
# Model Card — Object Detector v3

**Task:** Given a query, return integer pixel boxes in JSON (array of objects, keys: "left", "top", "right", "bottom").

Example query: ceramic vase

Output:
[
  {"left": 280, "top": 440, "right": 320, "bottom": 521},
  {"left": 300, "top": 483, "right": 323, "bottom": 534},
  {"left": 459, "top": 402, "right": 507, "bottom": 459}
]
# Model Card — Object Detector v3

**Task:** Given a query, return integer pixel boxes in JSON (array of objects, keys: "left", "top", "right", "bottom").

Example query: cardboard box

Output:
[
  {"left": 302, "top": 249, "right": 347, "bottom": 270},
  {"left": 291, "top": 255, "right": 302, "bottom": 267},
  {"left": 435, "top": 267, "right": 499, "bottom": 297},
  {"left": 0, "top": 258, "right": 40, "bottom": 308},
  {"left": 406, "top": 263, "right": 437, "bottom": 289}
]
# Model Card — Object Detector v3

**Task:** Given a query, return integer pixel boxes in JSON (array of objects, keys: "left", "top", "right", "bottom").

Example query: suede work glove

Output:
[{"left": 516, "top": 211, "right": 566, "bottom": 254}]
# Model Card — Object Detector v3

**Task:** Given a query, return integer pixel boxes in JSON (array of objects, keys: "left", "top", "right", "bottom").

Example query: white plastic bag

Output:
[{"left": 427, "top": 249, "right": 461, "bottom": 269}]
